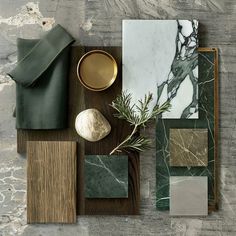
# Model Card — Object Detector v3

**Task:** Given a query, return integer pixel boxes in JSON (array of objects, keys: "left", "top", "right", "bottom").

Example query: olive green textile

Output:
[{"left": 8, "top": 25, "right": 74, "bottom": 129}]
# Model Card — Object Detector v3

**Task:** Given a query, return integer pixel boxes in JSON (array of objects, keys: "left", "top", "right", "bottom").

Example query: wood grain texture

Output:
[
  {"left": 27, "top": 141, "right": 77, "bottom": 223},
  {"left": 19, "top": 46, "right": 140, "bottom": 215}
]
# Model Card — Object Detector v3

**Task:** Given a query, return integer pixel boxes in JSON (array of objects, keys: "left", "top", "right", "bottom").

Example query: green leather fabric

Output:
[{"left": 8, "top": 25, "right": 75, "bottom": 129}]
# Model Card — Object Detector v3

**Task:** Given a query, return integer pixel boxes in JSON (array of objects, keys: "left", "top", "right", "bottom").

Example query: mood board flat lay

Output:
[{"left": 8, "top": 20, "right": 218, "bottom": 223}]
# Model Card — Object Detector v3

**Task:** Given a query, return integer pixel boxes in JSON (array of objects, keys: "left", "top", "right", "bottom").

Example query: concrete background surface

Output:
[{"left": 0, "top": 0, "right": 236, "bottom": 235}]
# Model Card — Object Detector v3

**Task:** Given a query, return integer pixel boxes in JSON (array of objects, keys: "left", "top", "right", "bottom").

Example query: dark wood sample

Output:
[
  {"left": 27, "top": 141, "right": 77, "bottom": 223},
  {"left": 20, "top": 46, "right": 140, "bottom": 215}
]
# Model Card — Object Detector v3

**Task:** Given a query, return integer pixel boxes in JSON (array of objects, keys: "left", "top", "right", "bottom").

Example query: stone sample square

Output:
[
  {"left": 19, "top": 46, "right": 140, "bottom": 215},
  {"left": 85, "top": 155, "right": 128, "bottom": 198},
  {"left": 169, "top": 129, "right": 208, "bottom": 167},
  {"left": 123, "top": 20, "right": 198, "bottom": 119},
  {"left": 170, "top": 176, "right": 208, "bottom": 216}
]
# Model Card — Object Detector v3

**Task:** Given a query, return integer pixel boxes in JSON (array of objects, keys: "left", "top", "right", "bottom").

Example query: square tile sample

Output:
[
  {"left": 170, "top": 176, "right": 208, "bottom": 216},
  {"left": 123, "top": 20, "right": 198, "bottom": 119},
  {"left": 170, "top": 129, "right": 208, "bottom": 167},
  {"left": 85, "top": 155, "right": 128, "bottom": 198}
]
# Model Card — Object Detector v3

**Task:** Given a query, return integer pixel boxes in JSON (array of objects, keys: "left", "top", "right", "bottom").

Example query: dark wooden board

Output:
[
  {"left": 19, "top": 46, "right": 140, "bottom": 215},
  {"left": 80, "top": 47, "right": 140, "bottom": 215},
  {"left": 27, "top": 141, "right": 77, "bottom": 223}
]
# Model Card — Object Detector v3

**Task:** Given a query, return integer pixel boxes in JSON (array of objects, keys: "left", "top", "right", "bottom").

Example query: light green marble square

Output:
[{"left": 85, "top": 155, "right": 128, "bottom": 198}]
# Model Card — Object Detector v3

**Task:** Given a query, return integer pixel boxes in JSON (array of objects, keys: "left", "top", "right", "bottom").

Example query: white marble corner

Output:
[{"left": 122, "top": 20, "right": 199, "bottom": 119}]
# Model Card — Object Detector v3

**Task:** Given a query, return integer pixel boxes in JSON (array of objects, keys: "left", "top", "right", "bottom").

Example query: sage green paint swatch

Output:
[{"left": 85, "top": 155, "right": 128, "bottom": 198}]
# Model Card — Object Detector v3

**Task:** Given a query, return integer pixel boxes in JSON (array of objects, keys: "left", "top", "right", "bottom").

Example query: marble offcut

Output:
[
  {"left": 169, "top": 129, "right": 208, "bottom": 167},
  {"left": 122, "top": 20, "right": 198, "bottom": 119},
  {"left": 170, "top": 176, "right": 208, "bottom": 216},
  {"left": 85, "top": 155, "right": 128, "bottom": 198}
]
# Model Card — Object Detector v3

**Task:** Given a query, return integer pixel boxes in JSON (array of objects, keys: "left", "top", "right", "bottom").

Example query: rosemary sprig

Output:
[{"left": 109, "top": 92, "right": 171, "bottom": 155}]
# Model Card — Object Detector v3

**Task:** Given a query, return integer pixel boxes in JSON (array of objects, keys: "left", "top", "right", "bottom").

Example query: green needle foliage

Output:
[{"left": 109, "top": 92, "right": 171, "bottom": 155}]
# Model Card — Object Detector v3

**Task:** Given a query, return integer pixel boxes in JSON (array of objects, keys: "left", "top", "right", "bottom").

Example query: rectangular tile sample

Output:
[
  {"left": 156, "top": 48, "right": 219, "bottom": 211},
  {"left": 170, "top": 176, "right": 208, "bottom": 216},
  {"left": 85, "top": 155, "right": 128, "bottom": 198},
  {"left": 27, "top": 141, "right": 77, "bottom": 223},
  {"left": 122, "top": 20, "right": 198, "bottom": 119},
  {"left": 170, "top": 129, "right": 208, "bottom": 167}
]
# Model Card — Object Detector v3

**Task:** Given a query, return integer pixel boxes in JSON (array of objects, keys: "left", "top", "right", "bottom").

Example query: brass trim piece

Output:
[
  {"left": 77, "top": 50, "right": 118, "bottom": 91},
  {"left": 198, "top": 47, "right": 219, "bottom": 212}
]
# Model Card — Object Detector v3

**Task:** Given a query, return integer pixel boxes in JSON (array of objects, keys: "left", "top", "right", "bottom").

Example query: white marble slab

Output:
[
  {"left": 170, "top": 176, "right": 208, "bottom": 216},
  {"left": 122, "top": 20, "right": 198, "bottom": 119}
]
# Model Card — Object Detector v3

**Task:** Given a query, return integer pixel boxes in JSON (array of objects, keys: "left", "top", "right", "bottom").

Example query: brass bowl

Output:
[{"left": 77, "top": 50, "right": 118, "bottom": 91}]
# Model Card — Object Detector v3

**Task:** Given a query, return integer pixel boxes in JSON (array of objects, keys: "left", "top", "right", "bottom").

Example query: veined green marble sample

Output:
[
  {"left": 85, "top": 155, "right": 128, "bottom": 198},
  {"left": 170, "top": 176, "right": 208, "bottom": 216},
  {"left": 156, "top": 50, "right": 217, "bottom": 210},
  {"left": 169, "top": 129, "right": 208, "bottom": 167}
]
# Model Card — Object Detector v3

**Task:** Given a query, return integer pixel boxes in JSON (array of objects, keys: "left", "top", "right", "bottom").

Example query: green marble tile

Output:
[
  {"left": 85, "top": 155, "right": 128, "bottom": 198},
  {"left": 156, "top": 50, "right": 217, "bottom": 210},
  {"left": 169, "top": 128, "right": 208, "bottom": 167}
]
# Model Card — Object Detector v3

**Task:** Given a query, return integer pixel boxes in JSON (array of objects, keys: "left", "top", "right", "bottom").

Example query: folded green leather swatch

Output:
[{"left": 8, "top": 24, "right": 75, "bottom": 129}]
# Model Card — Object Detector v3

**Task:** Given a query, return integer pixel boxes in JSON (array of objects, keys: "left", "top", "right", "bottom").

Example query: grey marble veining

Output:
[
  {"left": 157, "top": 20, "right": 198, "bottom": 119},
  {"left": 0, "top": 0, "right": 236, "bottom": 235},
  {"left": 122, "top": 19, "right": 198, "bottom": 119}
]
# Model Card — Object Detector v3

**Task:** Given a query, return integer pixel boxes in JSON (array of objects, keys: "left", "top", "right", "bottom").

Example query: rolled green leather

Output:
[{"left": 8, "top": 25, "right": 75, "bottom": 129}]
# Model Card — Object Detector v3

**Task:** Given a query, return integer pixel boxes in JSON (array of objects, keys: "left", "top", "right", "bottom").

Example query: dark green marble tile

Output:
[
  {"left": 156, "top": 50, "right": 217, "bottom": 210},
  {"left": 169, "top": 128, "right": 208, "bottom": 167},
  {"left": 85, "top": 155, "right": 128, "bottom": 198}
]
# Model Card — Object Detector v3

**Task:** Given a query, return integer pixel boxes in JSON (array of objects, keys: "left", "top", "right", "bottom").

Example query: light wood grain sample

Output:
[{"left": 27, "top": 141, "right": 77, "bottom": 223}]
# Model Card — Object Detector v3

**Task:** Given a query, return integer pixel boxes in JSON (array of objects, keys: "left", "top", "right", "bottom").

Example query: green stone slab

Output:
[
  {"left": 85, "top": 155, "right": 128, "bottom": 198},
  {"left": 156, "top": 49, "right": 217, "bottom": 210}
]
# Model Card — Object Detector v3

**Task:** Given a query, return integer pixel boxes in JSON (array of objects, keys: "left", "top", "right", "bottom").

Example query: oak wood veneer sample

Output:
[{"left": 27, "top": 141, "right": 77, "bottom": 223}]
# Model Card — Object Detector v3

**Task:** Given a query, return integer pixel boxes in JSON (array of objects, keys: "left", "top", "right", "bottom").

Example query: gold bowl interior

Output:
[{"left": 77, "top": 50, "right": 118, "bottom": 91}]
